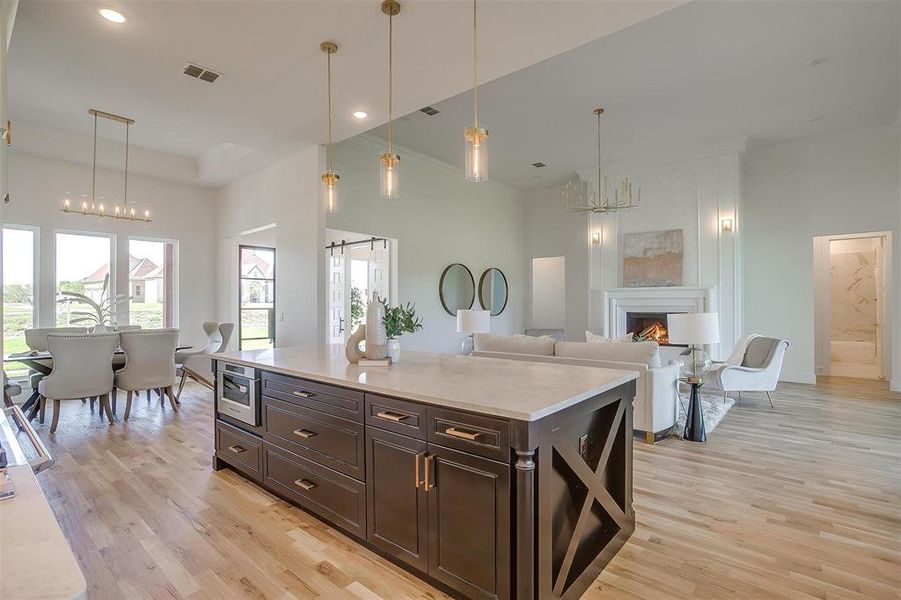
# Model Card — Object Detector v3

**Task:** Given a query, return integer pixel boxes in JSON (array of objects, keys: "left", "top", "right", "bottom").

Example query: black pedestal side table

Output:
[{"left": 682, "top": 377, "right": 707, "bottom": 443}]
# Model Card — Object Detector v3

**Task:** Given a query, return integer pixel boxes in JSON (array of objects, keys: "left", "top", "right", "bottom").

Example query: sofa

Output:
[{"left": 472, "top": 333, "right": 679, "bottom": 442}]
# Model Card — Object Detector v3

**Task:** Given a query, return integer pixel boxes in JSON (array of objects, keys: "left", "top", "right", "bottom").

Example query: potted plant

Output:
[
  {"left": 56, "top": 273, "right": 129, "bottom": 332},
  {"left": 383, "top": 301, "right": 423, "bottom": 362}
]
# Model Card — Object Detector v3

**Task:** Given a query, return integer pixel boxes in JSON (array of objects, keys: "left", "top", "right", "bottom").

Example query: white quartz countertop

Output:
[{"left": 213, "top": 345, "right": 638, "bottom": 421}]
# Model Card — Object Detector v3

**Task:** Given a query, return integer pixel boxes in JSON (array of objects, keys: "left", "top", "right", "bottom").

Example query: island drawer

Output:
[
  {"left": 262, "top": 371, "right": 364, "bottom": 422},
  {"left": 263, "top": 396, "right": 365, "bottom": 481},
  {"left": 216, "top": 420, "right": 262, "bottom": 482},
  {"left": 428, "top": 407, "right": 510, "bottom": 463},
  {"left": 365, "top": 394, "right": 427, "bottom": 440},
  {"left": 263, "top": 442, "right": 366, "bottom": 539}
]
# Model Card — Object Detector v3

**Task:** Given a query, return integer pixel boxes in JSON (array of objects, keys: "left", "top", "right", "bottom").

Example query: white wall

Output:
[
  {"left": 215, "top": 145, "right": 322, "bottom": 349},
  {"left": 4, "top": 151, "right": 218, "bottom": 348},
  {"left": 326, "top": 135, "right": 526, "bottom": 354},
  {"left": 744, "top": 126, "right": 900, "bottom": 384}
]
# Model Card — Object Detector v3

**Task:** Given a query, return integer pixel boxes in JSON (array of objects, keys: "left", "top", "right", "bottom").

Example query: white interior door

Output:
[{"left": 327, "top": 253, "right": 347, "bottom": 344}]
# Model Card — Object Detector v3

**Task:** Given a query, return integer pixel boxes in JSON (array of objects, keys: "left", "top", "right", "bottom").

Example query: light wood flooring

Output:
[{"left": 24, "top": 377, "right": 901, "bottom": 599}]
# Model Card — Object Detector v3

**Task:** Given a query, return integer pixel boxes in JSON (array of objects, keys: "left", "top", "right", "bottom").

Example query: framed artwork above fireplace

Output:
[{"left": 621, "top": 229, "right": 684, "bottom": 287}]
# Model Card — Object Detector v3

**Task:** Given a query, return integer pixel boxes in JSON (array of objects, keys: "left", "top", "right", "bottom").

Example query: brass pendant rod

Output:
[
  {"left": 91, "top": 111, "right": 98, "bottom": 205},
  {"left": 596, "top": 109, "right": 602, "bottom": 209},
  {"left": 327, "top": 49, "right": 333, "bottom": 172},
  {"left": 387, "top": 7, "right": 393, "bottom": 153},
  {"left": 472, "top": 0, "right": 478, "bottom": 129}
]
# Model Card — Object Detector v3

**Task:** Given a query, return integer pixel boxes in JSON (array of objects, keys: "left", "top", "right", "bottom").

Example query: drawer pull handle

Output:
[
  {"left": 444, "top": 426, "right": 480, "bottom": 441},
  {"left": 376, "top": 410, "right": 409, "bottom": 422},
  {"left": 227, "top": 445, "right": 246, "bottom": 454},
  {"left": 293, "top": 429, "right": 317, "bottom": 439},
  {"left": 292, "top": 391, "right": 314, "bottom": 398},
  {"left": 294, "top": 479, "right": 316, "bottom": 491}
]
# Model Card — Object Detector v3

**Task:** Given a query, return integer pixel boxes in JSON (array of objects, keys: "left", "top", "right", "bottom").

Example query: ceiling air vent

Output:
[
  {"left": 183, "top": 62, "right": 222, "bottom": 84},
  {"left": 532, "top": 162, "right": 547, "bottom": 168},
  {"left": 419, "top": 106, "right": 440, "bottom": 116}
]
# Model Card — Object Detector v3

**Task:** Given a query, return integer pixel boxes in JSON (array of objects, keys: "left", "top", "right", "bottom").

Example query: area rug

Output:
[{"left": 674, "top": 392, "right": 735, "bottom": 435}]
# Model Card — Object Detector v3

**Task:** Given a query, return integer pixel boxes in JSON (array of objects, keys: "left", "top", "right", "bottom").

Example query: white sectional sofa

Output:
[{"left": 472, "top": 333, "right": 679, "bottom": 442}]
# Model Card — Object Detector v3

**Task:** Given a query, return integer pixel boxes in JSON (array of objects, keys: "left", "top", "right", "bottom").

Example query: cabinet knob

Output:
[{"left": 294, "top": 479, "right": 316, "bottom": 491}]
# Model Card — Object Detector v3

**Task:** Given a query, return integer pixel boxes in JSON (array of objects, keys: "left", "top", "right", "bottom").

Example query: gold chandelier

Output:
[
  {"left": 562, "top": 108, "right": 639, "bottom": 214},
  {"left": 321, "top": 41, "right": 340, "bottom": 214},
  {"left": 464, "top": 0, "right": 487, "bottom": 182},
  {"left": 379, "top": 0, "right": 401, "bottom": 200},
  {"left": 62, "top": 109, "right": 151, "bottom": 222}
]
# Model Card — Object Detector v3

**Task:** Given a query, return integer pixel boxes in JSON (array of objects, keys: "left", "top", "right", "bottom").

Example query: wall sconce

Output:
[
  {"left": 721, "top": 218, "right": 733, "bottom": 233},
  {"left": 591, "top": 232, "right": 601, "bottom": 245}
]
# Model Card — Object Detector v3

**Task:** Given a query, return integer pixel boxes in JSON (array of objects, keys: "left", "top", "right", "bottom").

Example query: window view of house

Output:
[
  {"left": 2, "top": 226, "right": 36, "bottom": 379},
  {"left": 128, "top": 239, "right": 175, "bottom": 328},
  {"left": 55, "top": 232, "right": 115, "bottom": 327},
  {"left": 239, "top": 245, "right": 275, "bottom": 350}
]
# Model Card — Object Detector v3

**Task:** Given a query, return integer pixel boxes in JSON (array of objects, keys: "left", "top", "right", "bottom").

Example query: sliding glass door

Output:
[{"left": 238, "top": 245, "right": 275, "bottom": 350}]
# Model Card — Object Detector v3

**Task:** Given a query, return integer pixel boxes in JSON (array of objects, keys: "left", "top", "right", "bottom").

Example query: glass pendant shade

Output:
[
  {"left": 379, "top": 152, "right": 399, "bottom": 200},
  {"left": 322, "top": 172, "right": 340, "bottom": 214},
  {"left": 464, "top": 127, "right": 488, "bottom": 182}
]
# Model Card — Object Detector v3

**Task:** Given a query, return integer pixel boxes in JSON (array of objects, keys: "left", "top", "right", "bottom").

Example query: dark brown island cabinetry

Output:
[{"left": 213, "top": 359, "right": 636, "bottom": 600}]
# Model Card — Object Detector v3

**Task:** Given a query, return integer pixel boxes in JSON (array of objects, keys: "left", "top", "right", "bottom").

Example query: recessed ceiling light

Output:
[
  {"left": 353, "top": 111, "right": 368, "bottom": 120},
  {"left": 99, "top": 8, "right": 126, "bottom": 23}
]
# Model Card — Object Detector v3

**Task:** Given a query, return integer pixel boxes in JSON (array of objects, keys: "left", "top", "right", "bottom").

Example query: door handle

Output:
[
  {"left": 424, "top": 455, "right": 435, "bottom": 489},
  {"left": 293, "top": 429, "right": 317, "bottom": 439},
  {"left": 414, "top": 452, "right": 421, "bottom": 488},
  {"left": 292, "top": 390, "right": 314, "bottom": 398},
  {"left": 294, "top": 479, "right": 316, "bottom": 491},
  {"left": 376, "top": 410, "right": 409, "bottom": 422},
  {"left": 227, "top": 445, "right": 246, "bottom": 454},
  {"left": 444, "top": 426, "right": 480, "bottom": 441}
]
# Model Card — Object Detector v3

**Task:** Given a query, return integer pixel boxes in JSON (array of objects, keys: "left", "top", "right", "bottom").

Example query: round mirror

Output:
[
  {"left": 478, "top": 268, "right": 509, "bottom": 316},
  {"left": 439, "top": 263, "right": 475, "bottom": 316}
]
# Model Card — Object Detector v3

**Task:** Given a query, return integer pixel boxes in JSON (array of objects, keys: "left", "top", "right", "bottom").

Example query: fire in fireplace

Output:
[{"left": 625, "top": 312, "right": 686, "bottom": 346}]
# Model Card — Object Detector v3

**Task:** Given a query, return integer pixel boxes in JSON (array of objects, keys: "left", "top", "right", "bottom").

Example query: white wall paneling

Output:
[{"left": 531, "top": 256, "right": 566, "bottom": 329}]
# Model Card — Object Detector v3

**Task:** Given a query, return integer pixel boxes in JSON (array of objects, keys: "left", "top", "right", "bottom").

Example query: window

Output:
[
  {"left": 3, "top": 226, "right": 38, "bottom": 379},
  {"left": 56, "top": 232, "right": 115, "bottom": 327},
  {"left": 128, "top": 238, "right": 176, "bottom": 328},
  {"left": 239, "top": 245, "right": 275, "bottom": 350}
]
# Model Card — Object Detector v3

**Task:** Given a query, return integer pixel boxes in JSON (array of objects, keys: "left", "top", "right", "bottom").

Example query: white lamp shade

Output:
[
  {"left": 667, "top": 312, "right": 720, "bottom": 345},
  {"left": 457, "top": 309, "right": 490, "bottom": 335}
]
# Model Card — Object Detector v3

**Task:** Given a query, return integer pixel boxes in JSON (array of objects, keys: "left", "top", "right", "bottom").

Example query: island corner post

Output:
[{"left": 512, "top": 380, "right": 635, "bottom": 599}]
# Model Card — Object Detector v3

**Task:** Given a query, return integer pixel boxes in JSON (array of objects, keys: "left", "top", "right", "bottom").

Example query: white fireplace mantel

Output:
[{"left": 600, "top": 287, "right": 717, "bottom": 340}]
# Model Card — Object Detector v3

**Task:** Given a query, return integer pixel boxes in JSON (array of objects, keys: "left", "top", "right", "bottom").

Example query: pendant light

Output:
[
  {"left": 464, "top": 0, "right": 487, "bottom": 182},
  {"left": 379, "top": 0, "right": 401, "bottom": 200},
  {"left": 321, "top": 41, "right": 340, "bottom": 214}
]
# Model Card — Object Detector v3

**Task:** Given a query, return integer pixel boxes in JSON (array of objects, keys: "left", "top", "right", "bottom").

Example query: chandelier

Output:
[{"left": 562, "top": 108, "right": 639, "bottom": 214}]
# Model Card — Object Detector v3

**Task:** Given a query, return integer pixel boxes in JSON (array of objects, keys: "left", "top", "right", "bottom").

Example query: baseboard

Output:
[
  {"left": 779, "top": 370, "right": 816, "bottom": 385},
  {"left": 892, "top": 379, "right": 901, "bottom": 393},
  {"left": 633, "top": 428, "right": 675, "bottom": 444}
]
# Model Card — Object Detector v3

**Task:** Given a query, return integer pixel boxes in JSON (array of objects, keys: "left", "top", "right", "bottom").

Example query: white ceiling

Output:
[
  {"left": 370, "top": 0, "right": 901, "bottom": 189},
  {"left": 7, "top": 0, "right": 684, "bottom": 185}
]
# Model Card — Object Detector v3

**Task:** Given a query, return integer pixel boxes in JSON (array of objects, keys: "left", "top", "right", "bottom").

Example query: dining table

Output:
[{"left": 3, "top": 345, "right": 192, "bottom": 414}]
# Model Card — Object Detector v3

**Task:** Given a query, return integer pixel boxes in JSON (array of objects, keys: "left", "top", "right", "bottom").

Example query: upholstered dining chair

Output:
[
  {"left": 174, "top": 321, "right": 219, "bottom": 365},
  {"left": 18, "top": 327, "right": 90, "bottom": 409},
  {"left": 114, "top": 329, "right": 179, "bottom": 420},
  {"left": 174, "top": 323, "right": 233, "bottom": 401},
  {"left": 707, "top": 336, "right": 790, "bottom": 407},
  {"left": 3, "top": 371, "right": 21, "bottom": 408},
  {"left": 35, "top": 332, "right": 120, "bottom": 432}
]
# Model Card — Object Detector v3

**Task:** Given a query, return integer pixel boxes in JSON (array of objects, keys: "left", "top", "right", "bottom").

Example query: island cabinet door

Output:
[
  {"left": 366, "top": 427, "right": 429, "bottom": 573},
  {"left": 426, "top": 444, "right": 511, "bottom": 600}
]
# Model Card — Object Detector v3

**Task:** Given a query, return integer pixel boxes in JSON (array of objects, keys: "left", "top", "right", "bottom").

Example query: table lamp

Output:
[
  {"left": 457, "top": 309, "right": 490, "bottom": 355},
  {"left": 667, "top": 312, "right": 720, "bottom": 442}
]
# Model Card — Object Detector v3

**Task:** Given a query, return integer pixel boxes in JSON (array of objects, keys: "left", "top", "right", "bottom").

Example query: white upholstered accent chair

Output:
[
  {"left": 115, "top": 329, "right": 180, "bottom": 419},
  {"left": 706, "top": 335, "right": 790, "bottom": 407},
  {"left": 36, "top": 332, "right": 120, "bottom": 432},
  {"left": 174, "top": 322, "right": 234, "bottom": 401},
  {"left": 174, "top": 321, "right": 219, "bottom": 365}
]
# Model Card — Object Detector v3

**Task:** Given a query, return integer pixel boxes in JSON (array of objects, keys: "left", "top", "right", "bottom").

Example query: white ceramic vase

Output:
[
  {"left": 387, "top": 338, "right": 401, "bottom": 362},
  {"left": 365, "top": 292, "right": 388, "bottom": 360}
]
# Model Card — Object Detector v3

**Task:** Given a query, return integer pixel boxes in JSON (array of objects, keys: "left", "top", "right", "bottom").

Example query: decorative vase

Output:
[
  {"left": 387, "top": 338, "right": 401, "bottom": 362},
  {"left": 365, "top": 292, "right": 388, "bottom": 360},
  {"left": 92, "top": 323, "right": 108, "bottom": 333},
  {"left": 345, "top": 325, "right": 366, "bottom": 363}
]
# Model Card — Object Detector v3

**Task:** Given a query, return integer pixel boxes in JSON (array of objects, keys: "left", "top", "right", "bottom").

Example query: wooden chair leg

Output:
[
  {"left": 39, "top": 396, "right": 47, "bottom": 424},
  {"left": 124, "top": 391, "right": 134, "bottom": 421},
  {"left": 100, "top": 393, "right": 114, "bottom": 424},
  {"left": 50, "top": 399, "right": 61, "bottom": 433},
  {"left": 89, "top": 396, "right": 96, "bottom": 411},
  {"left": 765, "top": 391, "right": 775, "bottom": 408},
  {"left": 165, "top": 386, "right": 178, "bottom": 412},
  {"left": 175, "top": 371, "right": 187, "bottom": 403}
]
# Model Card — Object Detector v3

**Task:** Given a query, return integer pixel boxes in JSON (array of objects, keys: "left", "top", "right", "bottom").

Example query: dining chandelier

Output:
[
  {"left": 62, "top": 109, "right": 152, "bottom": 222},
  {"left": 562, "top": 108, "right": 639, "bottom": 214}
]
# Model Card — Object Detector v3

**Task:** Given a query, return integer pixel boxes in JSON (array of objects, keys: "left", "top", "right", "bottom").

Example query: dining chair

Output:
[
  {"left": 3, "top": 371, "right": 21, "bottom": 408},
  {"left": 174, "top": 322, "right": 234, "bottom": 401},
  {"left": 20, "top": 327, "right": 89, "bottom": 409},
  {"left": 217, "top": 323, "right": 235, "bottom": 352},
  {"left": 175, "top": 321, "right": 219, "bottom": 365},
  {"left": 34, "top": 332, "right": 120, "bottom": 432},
  {"left": 114, "top": 329, "right": 179, "bottom": 420}
]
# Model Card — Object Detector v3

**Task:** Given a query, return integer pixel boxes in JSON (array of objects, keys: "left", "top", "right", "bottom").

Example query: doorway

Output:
[
  {"left": 325, "top": 229, "right": 397, "bottom": 344},
  {"left": 814, "top": 232, "right": 891, "bottom": 381}
]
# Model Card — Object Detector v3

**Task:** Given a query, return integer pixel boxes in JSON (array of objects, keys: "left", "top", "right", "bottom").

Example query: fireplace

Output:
[{"left": 625, "top": 312, "right": 687, "bottom": 347}]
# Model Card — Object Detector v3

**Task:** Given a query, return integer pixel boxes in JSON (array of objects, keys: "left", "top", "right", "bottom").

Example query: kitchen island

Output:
[{"left": 212, "top": 345, "right": 637, "bottom": 600}]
